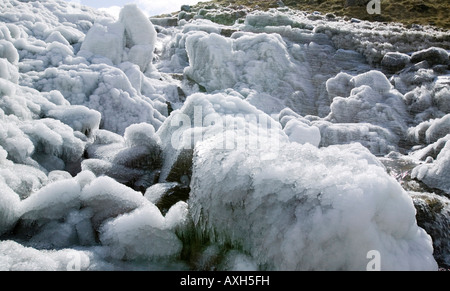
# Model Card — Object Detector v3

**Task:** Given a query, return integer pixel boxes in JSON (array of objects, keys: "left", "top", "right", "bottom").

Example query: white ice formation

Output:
[{"left": 0, "top": 0, "right": 449, "bottom": 270}]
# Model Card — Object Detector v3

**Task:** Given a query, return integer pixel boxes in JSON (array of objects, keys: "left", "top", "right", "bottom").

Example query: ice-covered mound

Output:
[
  {"left": 99, "top": 200, "right": 187, "bottom": 260},
  {"left": 1, "top": 1, "right": 179, "bottom": 136},
  {"left": 184, "top": 31, "right": 311, "bottom": 102},
  {"left": 4, "top": 170, "right": 189, "bottom": 268},
  {"left": 82, "top": 123, "right": 163, "bottom": 191},
  {"left": 0, "top": 240, "right": 92, "bottom": 271},
  {"left": 80, "top": 4, "right": 157, "bottom": 73},
  {"left": 304, "top": 70, "right": 410, "bottom": 155},
  {"left": 412, "top": 138, "right": 450, "bottom": 194},
  {"left": 156, "top": 91, "right": 289, "bottom": 183},
  {"left": 189, "top": 139, "right": 437, "bottom": 270}
]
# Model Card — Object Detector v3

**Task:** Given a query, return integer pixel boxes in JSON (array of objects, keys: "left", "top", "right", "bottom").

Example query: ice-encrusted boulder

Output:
[
  {"left": 189, "top": 139, "right": 438, "bottom": 270},
  {"left": 79, "top": 19, "right": 125, "bottom": 65},
  {"left": 411, "top": 47, "right": 449, "bottom": 66},
  {"left": 80, "top": 176, "right": 148, "bottom": 228},
  {"left": 33, "top": 64, "right": 166, "bottom": 135},
  {"left": 326, "top": 70, "right": 409, "bottom": 140},
  {"left": 156, "top": 92, "right": 288, "bottom": 183},
  {"left": 279, "top": 108, "right": 321, "bottom": 147},
  {"left": 183, "top": 31, "right": 313, "bottom": 114},
  {"left": 119, "top": 4, "right": 157, "bottom": 72},
  {"left": 0, "top": 240, "right": 92, "bottom": 271},
  {"left": 80, "top": 4, "right": 157, "bottom": 72},
  {"left": 408, "top": 114, "right": 450, "bottom": 145},
  {"left": 1, "top": 0, "right": 449, "bottom": 271},
  {"left": 82, "top": 123, "right": 163, "bottom": 191},
  {"left": 412, "top": 139, "right": 450, "bottom": 194},
  {"left": 381, "top": 52, "right": 411, "bottom": 73},
  {"left": 314, "top": 121, "right": 398, "bottom": 155},
  {"left": 99, "top": 201, "right": 187, "bottom": 260},
  {"left": 325, "top": 72, "right": 354, "bottom": 99},
  {"left": 0, "top": 154, "right": 21, "bottom": 235}
]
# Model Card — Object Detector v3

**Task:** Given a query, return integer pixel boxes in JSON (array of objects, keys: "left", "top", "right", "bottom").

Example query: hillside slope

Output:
[{"left": 206, "top": 0, "right": 450, "bottom": 29}]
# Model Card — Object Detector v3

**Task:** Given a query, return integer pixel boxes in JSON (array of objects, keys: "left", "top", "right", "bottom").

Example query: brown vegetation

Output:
[{"left": 206, "top": 0, "right": 449, "bottom": 29}]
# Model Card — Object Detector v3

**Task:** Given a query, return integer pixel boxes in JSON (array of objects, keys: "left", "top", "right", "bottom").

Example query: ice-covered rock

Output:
[
  {"left": 0, "top": 174, "right": 21, "bottom": 236},
  {"left": 411, "top": 47, "right": 449, "bottom": 66},
  {"left": 381, "top": 52, "right": 411, "bottom": 73},
  {"left": 79, "top": 19, "right": 125, "bottom": 65},
  {"left": 82, "top": 123, "right": 162, "bottom": 191},
  {"left": 144, "top": 182, "right": 190, "bottom": 215},
  {"left": 99, "top": 201, "right": 186, "bottom": 260},
  {"left": 411, "top": 192, "right": 450, "bottom": 268},
  {"left": 425, "top": 114, "right": 450, "bottom": 144},
  {"left": 20, "top": 179, "right": 81, "bottom": 221},
  {"left": 80, "top": 4, "right": 157, "bottom": 73},
  {"left": 120, "top": 4, "right": 157, "bottom": 72},
  {"left": 314, "top": 121, "right": 398, "bottom": 155},
  {"left": 350, "top": 70, "right": 393, "bottom": 94},
  {"left": 190, "top": 139, "right": 437, "bottom": 270},
  {"left": 33, "top": 64, "right": 166, "bottom": 134},
  {"left": 325, "top": 72, "right": 354, "bottom": 99},
  {"left": 326, "top": 70, "right": 409, "bottom": 140},
  {"left": 157, "top": 92, "right": 288, "bottom": 183},
  {"left": 183, "top": 30, "right": 314, "bottom": 114},
  {"left": 408, "top": 114, "right": 450, "bottom": 145},
  {"left": 0, "top": 240, "right": 92, "bottom": 271},
  {"left": 412, "top": 140, "right": 450, "bottom": 194},
  {"left": 46, "top": 105, "right": 101, "bottom": 136},
  {"left": 435, "top": 85, "right": 450, "bottom": 114},
  {"left": 20, "top": 118, "right": 86, "bottom": 172},
  {"left": 80, "top": 176, "right": 148, "bottom": 228},
  {"left": 283, "top": 118, "right": 321, "bottom": 147}
]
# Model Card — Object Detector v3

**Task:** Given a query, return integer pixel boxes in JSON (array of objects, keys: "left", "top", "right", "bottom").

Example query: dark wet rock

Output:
[
  {"left": 181, "top": 5, "right": 191, "bottom": 12},
  {"left": 411, "top": 192, "right": 450, "bottom": 269},
  {"left": 381, "top": 52, "right": 411, "bottom": 73},
  {"left": 411, "top": 47, "right": 449, "bottom": 66},
  {"left": 145, "top": 182, "right": 190, "bottom": 215}
]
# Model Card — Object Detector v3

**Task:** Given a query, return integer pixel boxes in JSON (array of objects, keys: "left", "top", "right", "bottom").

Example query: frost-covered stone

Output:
[
  {"left": 79, "top": 19, "right": 125, "bottom": 65},
  {"left": 314, "top": 121, "right": 398, "bottom": 155},
  {"left": 184, "top": 31, "right": 313, "bottom": 114},
  {"left": 33, "top": 64, "right": 166, "bottom": 134},
  {"left": 157, "top": 92, "right": 288, "bottom": 183},
  {"left": 350, "top": 70, "right": 393, "bottom": 94},
  {"left": 0, "top": 176, "right": 20, "bottom": 236},
  {"left": 20, "top": 179, "right": 81, "bottom": 221},
  {"left": 0, "top": 240, "right": 92, "bottom": 271},
  {"left": 80, "top": 176, "right": 148, "bottom": 228},
  {"left": 47, "top": 105, "right": 101, "bottom": 136},
  {"left": 411, "top": 47, "right": 449, "bottom": 66},
  {"left": 412, "top": 140, "right": 450, "bottom": 194},
  {"left": 283, "top": 118, "right": 321, "bottom": 147},
  {"left": 190, "top": 140, "right": 437, "bottom": 270},
  {"left": 326, "top": 72, "right": 353, "bottom": 99},
  {"left": 120, "top": 4, "right": 157, "bottom": 72},
  {"left": 409, "top": 114, "right": 450, "bottom": 144},
  {"left": 99, "top": 202, "right": 185, "bottom": 260},
  {"left": 381, "top": 52, "right": 411, "bottom": 73},
  {"left": 327, "top": 79, "right": 408, "bottom": 139}
]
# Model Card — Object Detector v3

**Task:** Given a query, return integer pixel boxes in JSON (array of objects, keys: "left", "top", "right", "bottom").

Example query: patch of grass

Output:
[{"left": 204, "top": 0, "right": 449, "bottom": 29}]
